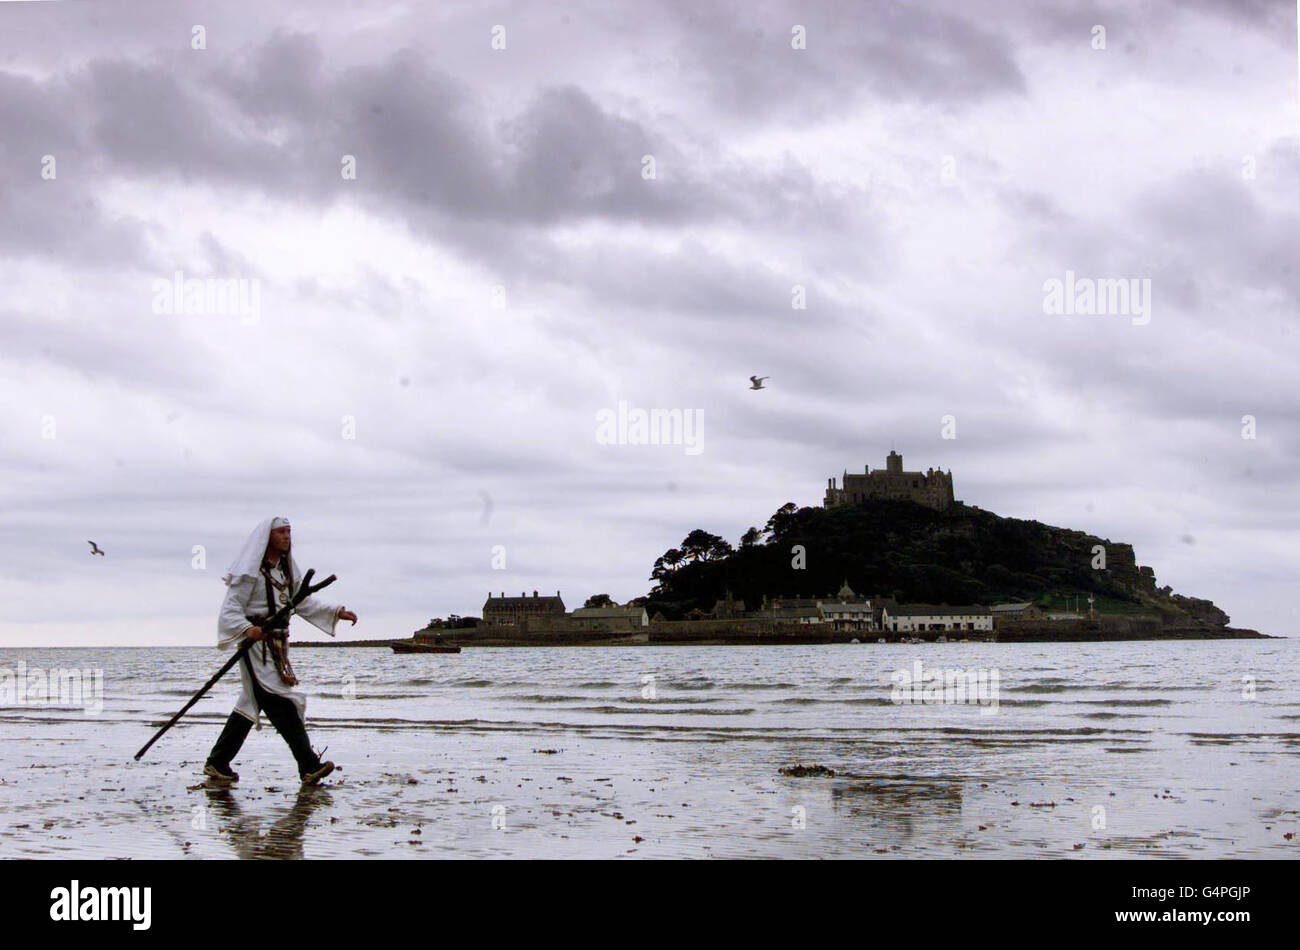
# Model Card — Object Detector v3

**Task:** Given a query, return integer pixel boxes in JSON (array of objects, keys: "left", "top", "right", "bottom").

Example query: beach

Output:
[{"left": 1, "top": 640, "right": 1296, "bottom": 859}]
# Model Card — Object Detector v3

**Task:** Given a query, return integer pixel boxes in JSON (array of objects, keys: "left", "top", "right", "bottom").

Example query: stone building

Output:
[
  {"left": 481, "top": 590, "right": 566, "bottom": 626},
  {"left": 569, "top": 605, "right": 649, "bottom": 631},
  {"left": 752, "top": 583, "right": 875, "bottom": 630},
  {"left": 769, "top": 605, "right": 824, "bottom": 624},
  {"left": 824, "top": 450, "right": 954, "bottom": 512},
  {"left": 989, "top": 603, "right": 1044, "bottom": 624},
  {"left": 710, "top": 590, "right": 747, "bottom": 619},
  {"left": 760, "top": 594, "right": 823, "bottom": 608}
]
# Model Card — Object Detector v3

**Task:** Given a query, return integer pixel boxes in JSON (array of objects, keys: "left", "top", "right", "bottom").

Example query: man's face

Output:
[{"left": 267, "top": 525, "right": 292, "bottom": 555}]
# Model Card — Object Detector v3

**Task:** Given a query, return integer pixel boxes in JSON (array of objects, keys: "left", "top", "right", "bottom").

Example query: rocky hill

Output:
[{"left": 641, "top": 499, "right": 1251, "bottom": 633}]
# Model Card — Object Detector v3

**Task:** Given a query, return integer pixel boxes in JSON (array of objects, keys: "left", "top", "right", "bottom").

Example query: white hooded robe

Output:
[{"left": 217, "top": 517, "right": 341, "bottom": 727}]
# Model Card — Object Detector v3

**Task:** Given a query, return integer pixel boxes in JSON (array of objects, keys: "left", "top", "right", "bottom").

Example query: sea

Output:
[{"left": 0, "top": 640, "right": 1296, "bottom": 859}]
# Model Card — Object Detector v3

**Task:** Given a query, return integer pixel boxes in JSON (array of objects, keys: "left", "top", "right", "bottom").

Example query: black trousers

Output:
[{"left": 207, "top": 653, "right": 322, "bottom": 775}]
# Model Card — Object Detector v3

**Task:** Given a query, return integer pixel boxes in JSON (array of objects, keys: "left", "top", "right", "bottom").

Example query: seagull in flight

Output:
[
  {"left": 87, "top": 541, "right": 105, "bottom": 556},
  {"left": 749, "top": 376, "right": 769, "bottom": 390}
]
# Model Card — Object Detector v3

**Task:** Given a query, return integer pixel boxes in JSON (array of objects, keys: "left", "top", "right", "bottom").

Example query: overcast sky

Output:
[{"left": 1, "top": 0, "right": 1296, "bottom": 646}]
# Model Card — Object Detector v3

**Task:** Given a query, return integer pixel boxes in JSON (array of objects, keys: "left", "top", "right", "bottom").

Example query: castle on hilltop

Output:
[{"left": 824, "top": 450, "right": 955, "bottom": 512}]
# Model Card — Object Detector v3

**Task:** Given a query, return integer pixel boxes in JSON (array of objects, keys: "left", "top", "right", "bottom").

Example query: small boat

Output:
[{"left": 390, "top": 640, "right": 461, "bottom": 654}]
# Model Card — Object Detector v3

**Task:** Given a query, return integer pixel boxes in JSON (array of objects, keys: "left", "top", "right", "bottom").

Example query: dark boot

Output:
[
  {"left": 300, "top": 759, "right": 335, "bottom": 786},
  {"left": 204, "top": 761, "right": 239, "bottom": 782},
  {"left": 249, "top": 676, "right": 324, "bottom": 777},
  {"left": 205, "top": 711, "right": 253, "bottom": 781},
  {"left": 276, "top": 712, "right": 322, "bottom": 776}
]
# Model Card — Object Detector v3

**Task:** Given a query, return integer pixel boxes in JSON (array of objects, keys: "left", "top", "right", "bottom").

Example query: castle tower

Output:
[{"left": 825, "top": 450, "right": 954, "bottom": 512}]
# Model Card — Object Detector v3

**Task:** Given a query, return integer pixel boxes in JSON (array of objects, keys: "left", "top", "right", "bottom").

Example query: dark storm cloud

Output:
[
  {"left": 2, "top": 29, "right": 853, "bottom": 280},
  {"left": 0, "top": 71, "right": 152, "bottom": 264},
  {"left": 659, "top": 0, "right": 1027, "bottom": 121},
  {"left": 86, "top": 57, "right": 277, "bottom": 183}
]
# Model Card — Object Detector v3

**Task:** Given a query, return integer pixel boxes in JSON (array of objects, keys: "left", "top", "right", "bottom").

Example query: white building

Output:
[
  {"left": 814, "top": 580, "right": 875, "bottom": 631},
  {"left": 883, "top": 604, "right": 993, "bottom": 633},
  {"left": 817, "top": 601, "right": 875, "bottom": 630}
]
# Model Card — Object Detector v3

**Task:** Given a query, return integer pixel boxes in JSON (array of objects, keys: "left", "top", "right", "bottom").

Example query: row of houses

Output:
[
  {"left": 479, "top": 587, "right": 1080, "bottom": 636},
  {"left": 742, "top": 585, "right": 994, "bottom": 634},
  {"left": 696, "top": 586, "right": 1095, "bottom": 633},
  {"left": 751, "top": 588, "right": 1098, "bottom": 629}
]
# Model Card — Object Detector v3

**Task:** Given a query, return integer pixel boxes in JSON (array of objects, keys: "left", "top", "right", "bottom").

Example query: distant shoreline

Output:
[{"left": 292, "top": 626, "right": 1275, "bottom": 648}]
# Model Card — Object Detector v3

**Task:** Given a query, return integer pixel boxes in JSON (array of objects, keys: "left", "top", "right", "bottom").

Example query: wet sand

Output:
[{"left": 1, "top": 641, "right": 1297, "bottom": 858}]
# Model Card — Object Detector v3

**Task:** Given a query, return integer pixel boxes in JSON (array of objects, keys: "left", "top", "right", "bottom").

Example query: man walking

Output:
[{"left": 204, "top": 516, "right": 357, "bottom": 786}]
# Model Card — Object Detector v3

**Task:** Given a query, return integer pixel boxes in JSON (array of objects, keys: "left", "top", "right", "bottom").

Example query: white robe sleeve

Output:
[
  {"left": 294, "top": 592, "right": 342, "bottom": 638},
  {"left": 217, "top": 575, "right": 258, "bottom": 649}
]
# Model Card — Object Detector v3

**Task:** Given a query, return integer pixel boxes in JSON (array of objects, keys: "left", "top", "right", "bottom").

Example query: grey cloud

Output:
[
  {"left": 3, "top": 32, "right": 849, "bottom": 284},
  {"left": 0, "top": 307, "right": 213, "bottom": 393},
  {"left": 661, "top": 0, "right": 1027, "bottom": 121},
  {"left": 0, "top": 72, "right": 152, "bottom": 264},
  {"left": 1171, "top": 0, "right": 1295, "bottom": 37},
  {"left": 1135, "top": 170, "right": 1299, "bottom": 308}
]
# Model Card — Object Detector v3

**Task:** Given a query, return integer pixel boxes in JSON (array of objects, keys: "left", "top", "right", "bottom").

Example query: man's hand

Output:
[
  {"left": 244, "top": 625, "right": 264, "bottom": 642},
  {"left": 337, "top": 608, "right": 358, "bottom": 625}
]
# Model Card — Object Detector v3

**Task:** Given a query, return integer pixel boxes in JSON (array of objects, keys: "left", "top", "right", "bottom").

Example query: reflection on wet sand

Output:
[
  {"left": 204, "top": 785, "right": 333, "bottom": 860},
  {"left": 830, "top": 775, "right": 964, "bottom": 839}
]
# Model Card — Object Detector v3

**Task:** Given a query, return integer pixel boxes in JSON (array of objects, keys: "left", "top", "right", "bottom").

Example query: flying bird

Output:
[
  {"left": 749, "top": 376, "right": 768, "bottom": 390},
  {"left": 87, "top": 541, "right": 105, "bottom": 556}
]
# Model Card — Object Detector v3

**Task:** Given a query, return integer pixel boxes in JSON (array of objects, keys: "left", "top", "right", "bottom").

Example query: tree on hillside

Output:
[
  {"left": 763, "top": 503, "right": 799, "bottom": 540},
  {"left": 679, "top": 529, "right": 734, "bottom": 563},
  {"left": 650, "top": 548, "right": 686, "bottom": 587}
]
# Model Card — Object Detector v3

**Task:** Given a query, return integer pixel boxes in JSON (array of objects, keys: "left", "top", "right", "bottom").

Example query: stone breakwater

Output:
[{"left": 993, "top": 617, "right": 1267, "bottom": 642}]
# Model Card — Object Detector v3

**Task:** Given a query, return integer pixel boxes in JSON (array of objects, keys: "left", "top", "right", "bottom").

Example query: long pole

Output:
[{"left": 133, "top": 641, "right": 251, "bottom": 761}]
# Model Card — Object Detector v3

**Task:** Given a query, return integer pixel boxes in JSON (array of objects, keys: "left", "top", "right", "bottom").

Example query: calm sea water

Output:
[{"left": 0, "top": 640, "right": 1296, "bottom": 859}]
